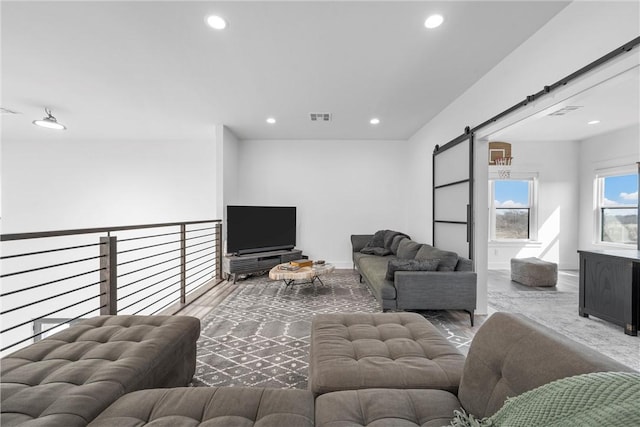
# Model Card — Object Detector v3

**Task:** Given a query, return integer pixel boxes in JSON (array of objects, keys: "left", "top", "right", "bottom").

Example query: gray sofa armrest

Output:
[
  {"left": 351, "top": 234, "right": 373, "bottom": 253},
  {"left": 394, "top": 271, "right": 477, "bottom": 310},
  {"left": 458, "top": 312, "right": 635, "bottom": 419}
]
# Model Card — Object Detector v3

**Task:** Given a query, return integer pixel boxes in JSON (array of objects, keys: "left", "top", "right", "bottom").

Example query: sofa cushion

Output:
[
  {"left": 360, "top": 246, "right": 392, "bottom": 256},
  {"left": 315, "top": 388, "right": 461, "bottom": 427},
  {"left": 415, "top": 245, "right": 459, "bottom": 271},
  {"left": 1, "top": 315, "right": 200, "bottom": 427},
  {"left": 390, "top": 235, "right": 407, "bottom": 254},
  {"left": 353, "top": 251, "right": 373, "bottom": 265},
  {"left": 89, "top": 387, "right": 315, "bottom": 427},
  {"left": 357, "top": 255, "right": 397, "bottom": 300},
  {"left": 397, "top": 239, "right": 422, "bottom": 260},
  {"left": 308, "top": 312, "right": 465, "bottom": 395},
  {"left": 456, "top": 257, "right": 473, "bottom": 271},
  {"left": 385, "top": 258, "right": 439, "bottom": 280}
]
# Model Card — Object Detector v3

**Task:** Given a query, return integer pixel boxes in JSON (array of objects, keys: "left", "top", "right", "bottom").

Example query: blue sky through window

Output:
[
  {"left": 603, "top": 174, "right": 638, "bottom": 206},
  {"left": 494, "top": 180, "right": 529, "bottom": 208}
]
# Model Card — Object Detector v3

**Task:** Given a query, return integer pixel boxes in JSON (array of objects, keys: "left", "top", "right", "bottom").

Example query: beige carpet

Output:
[{"left": 488, "top": 270, "right": 639, "bottom": 371}]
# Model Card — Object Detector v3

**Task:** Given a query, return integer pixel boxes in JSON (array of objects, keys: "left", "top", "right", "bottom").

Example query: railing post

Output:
[
  {"left": 180, "top": 224, "right": 186, "bottom": 304},
  {"left": 100, "top": 236, "right": 117, "bottom": 315},
  {"left": 216, "top": 222, "right": 222, "bottom": 280}
]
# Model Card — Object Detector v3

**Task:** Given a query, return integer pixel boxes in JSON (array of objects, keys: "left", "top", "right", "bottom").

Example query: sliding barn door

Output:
[{"left": 432, "top": 134, "right": 474, "bottom": 259}]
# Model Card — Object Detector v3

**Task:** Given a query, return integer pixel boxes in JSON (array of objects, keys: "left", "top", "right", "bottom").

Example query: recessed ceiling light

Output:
[
  {"left": 424, "top": 14, "right": 444, "bottom": 29},
  {"left": 206, "top": 15, "right": 227, "bottom": 30},
  {"left": 370, "top": 118, "right": 380, "bottom": 125},
  {"left": 588, "top": 120, "right": 600, "bottom": 125},
  {"left": 266, "top": 117, "right": 276, "bottom": 124}
]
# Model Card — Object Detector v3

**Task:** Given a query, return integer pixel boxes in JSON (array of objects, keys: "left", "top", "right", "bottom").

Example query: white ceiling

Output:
[
  {"left": 488, "top": 65, "right": 640, "bottom": 142},
  {"left": 1, "top": 1, "right": 570, "bottom": 142}
]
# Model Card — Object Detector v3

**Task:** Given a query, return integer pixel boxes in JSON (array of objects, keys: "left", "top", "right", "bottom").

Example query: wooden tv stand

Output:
[{"left": 223, "top": 249, "right": 303, "bottom": 284}]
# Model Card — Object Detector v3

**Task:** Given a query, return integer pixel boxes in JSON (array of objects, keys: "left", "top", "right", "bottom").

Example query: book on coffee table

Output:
[
  {"left": 279, "top": 264, "right": 300, "bottom": 271},
  {"left": 290, "top": 259, "right": 313, "bottom": 268}
]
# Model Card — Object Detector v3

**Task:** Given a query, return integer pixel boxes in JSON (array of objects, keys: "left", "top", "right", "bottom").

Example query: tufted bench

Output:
[
  {"left": 308, "top": 312, "right": 466, "bottom": 395},
  {"left": 88, "top": 387, "right": 314, "bottom": 427},
  {"left": 511, "top": 257, "right": 557, "bottom": 287},
  {"left": 1, "top": 315, "right": 200, "bottom": 427},
  {"left": 314, "top": 312, "right": 635, "bottom": 427}
]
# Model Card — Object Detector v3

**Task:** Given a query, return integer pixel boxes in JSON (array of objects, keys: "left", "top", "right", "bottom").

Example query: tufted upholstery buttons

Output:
[
  {"left": 315, "top": 388, "right": 462, "bottom": 427},
  {"left": 1, "top": 315, "right": 200, "bottom": 427},
  {"left": 308, "top": 312, "right": 465, "bottom": 395},
  {"left": 88, "top": 387, "right": 314, "bottom": 427}
]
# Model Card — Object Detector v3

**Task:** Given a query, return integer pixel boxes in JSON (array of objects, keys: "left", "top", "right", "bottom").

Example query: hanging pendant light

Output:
[{"left": 33, "top": 108, "right": 66, "bottom": 130}]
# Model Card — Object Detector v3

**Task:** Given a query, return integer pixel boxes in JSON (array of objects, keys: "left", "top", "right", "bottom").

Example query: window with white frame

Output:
[
  {"left": 489, "top": 178, "right": 536, "bottom": 240},
  {"left": 596, "top": 168, "right": 638, "bottom": 246}
]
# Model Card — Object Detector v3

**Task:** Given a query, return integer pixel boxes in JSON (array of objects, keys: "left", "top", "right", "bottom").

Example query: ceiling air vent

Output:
[
  {"left": 309, "top": 112, "right": 332, "bottom": 122},
  {"left": 547, "top": 106, "right": 582, "bottom": 116}
]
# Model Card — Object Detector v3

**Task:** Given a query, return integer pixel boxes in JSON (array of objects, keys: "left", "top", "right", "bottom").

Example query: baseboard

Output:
[
  {"left": 331, "top": 261, "right": 353, "bottom": 269},
  {"left": 488, "top": 262, "right": 510, "bottom": 270}
]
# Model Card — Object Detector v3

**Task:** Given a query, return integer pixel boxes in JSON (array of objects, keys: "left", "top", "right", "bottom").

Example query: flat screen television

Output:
[{"left": 226, "top": 205, "right": 296, "bottom": 255}]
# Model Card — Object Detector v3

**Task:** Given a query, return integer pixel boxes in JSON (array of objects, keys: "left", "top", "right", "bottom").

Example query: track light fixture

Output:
[{"left": 33, "top": 108, "right": 66, "bottom": 130}]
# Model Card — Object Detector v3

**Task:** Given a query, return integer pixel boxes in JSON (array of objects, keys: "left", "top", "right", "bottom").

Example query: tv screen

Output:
[{"left": 226, "top": 205, "right": 296, "bottom": 255}]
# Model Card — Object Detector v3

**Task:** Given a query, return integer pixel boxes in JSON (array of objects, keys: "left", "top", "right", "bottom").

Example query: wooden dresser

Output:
[{"left": 578, "top": 249, "right": 640, "bottom": 336}]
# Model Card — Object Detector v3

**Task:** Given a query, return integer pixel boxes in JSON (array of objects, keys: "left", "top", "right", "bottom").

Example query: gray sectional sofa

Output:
[
  {"left": 352, "top": 230, "right": 477, "bottom": 324},
  {"left": 2, "top": 312, "right": 636, "bottom": 426},
  {"left": 311, "top": 312, "right": 637, "bottom": 426}
]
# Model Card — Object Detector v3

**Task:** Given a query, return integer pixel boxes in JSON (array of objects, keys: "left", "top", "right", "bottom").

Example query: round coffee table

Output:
[{"left": 269, "top": 262, "right": 335, "bottom": 290}]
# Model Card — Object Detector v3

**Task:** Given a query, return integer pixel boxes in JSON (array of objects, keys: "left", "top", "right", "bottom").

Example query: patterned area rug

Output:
[
  {"left": 193, "top": 270, "right": 378, "bottom": 388},
  {"left": 192, "top": 269, "right": 474, "bottom": 389}
]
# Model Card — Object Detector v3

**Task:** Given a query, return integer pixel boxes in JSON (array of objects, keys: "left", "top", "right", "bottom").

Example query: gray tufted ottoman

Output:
[
  {"left": 88, "top": 387, "right": 314, "bottom": 427},
  {"left": 1, "top": 315, "right": 200, "bottom": 427},
  {"left": 511, "top": 257, "right": 557, "bottom": 287},
  {"left": 308, "top": 312, "right": 465, "bottom": 395}
]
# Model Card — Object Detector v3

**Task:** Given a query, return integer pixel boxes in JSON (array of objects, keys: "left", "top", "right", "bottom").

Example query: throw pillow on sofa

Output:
[
  {"left": 390, "top": 235, "right": 408, "bottom": 254},
  {"left": 415, "top": 244, "right": 459, "bottom": 271},
  {"left": 385, "top": 259, "right": 440, "bottom": 280},
  {"left": 397, "top": 239, "right": 422, "bottom": 259}
]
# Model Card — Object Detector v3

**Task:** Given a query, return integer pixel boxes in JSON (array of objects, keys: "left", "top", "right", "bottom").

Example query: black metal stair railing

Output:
[{"left": 0, "top": 220, "right": 222, "bottom": 355}]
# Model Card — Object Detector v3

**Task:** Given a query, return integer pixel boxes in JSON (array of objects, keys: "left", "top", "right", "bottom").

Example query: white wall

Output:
[
  {"left": 218, "top": 125, "right": 241, "bottom": 252},
  {"left": 222, "top": 127, "right": 240, "bottom": 209},
  {"left": 1, "top": 137, "right": 218, "bottom": 233},
  {"left": 405, "top": 1, "right": 639, "bottom": 314},
  {"left": 1, "top": 135, "right": 218, "bottom": 353},
  {"left": 487, "top": 140, "right": 580, "bottom": 270},
  {"left": 407, "top": 1, "right": 639, "bottom": 243},
  {"left": 578, "top": 124, "right": 640, "bottom": 251},
  {"left": 234, "top": 139, "right": 407, "bottom": 268}
]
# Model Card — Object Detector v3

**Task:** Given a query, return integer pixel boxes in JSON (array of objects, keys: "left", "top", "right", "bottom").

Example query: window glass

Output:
[
  {"left": 495, "top": 180, "right": 529, "bottom": 208},
  {"left": 600, "top": 173, "right": 638, "bottom": 245},
  {"left": 493, "top": 180, "right": 530, "bottom": 239}
]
